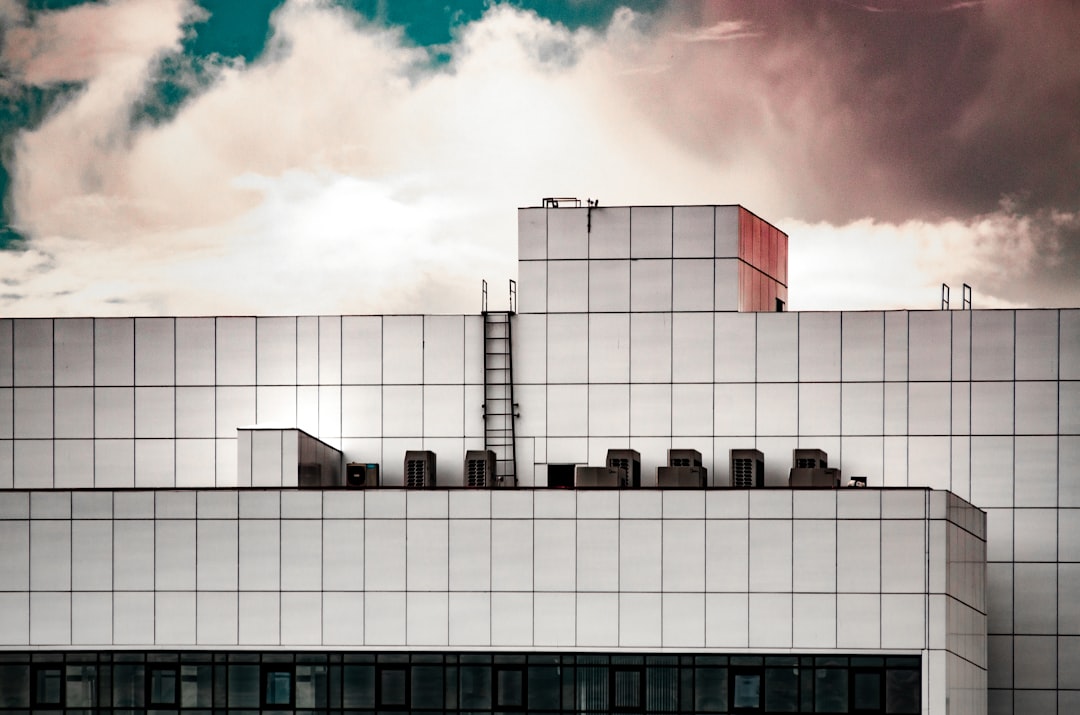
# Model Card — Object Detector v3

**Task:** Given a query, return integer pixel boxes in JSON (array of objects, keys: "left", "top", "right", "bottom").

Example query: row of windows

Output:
[{"left": 0, "top": 652, "right": 920, "bottom": 714}]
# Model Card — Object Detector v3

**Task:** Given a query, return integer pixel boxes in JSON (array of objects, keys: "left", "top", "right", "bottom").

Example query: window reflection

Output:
[
  {"left": 0, "top": 651, "right": 921, "bottom": 714},
  {"left": 33, "top": 665, "right": 62, "bottom": 706},
  {"left": 147, "top": 666, "right": 177, "bottom": 705},
  {"left": 731, "top": 670, "right": 760, "bottom": 709}
]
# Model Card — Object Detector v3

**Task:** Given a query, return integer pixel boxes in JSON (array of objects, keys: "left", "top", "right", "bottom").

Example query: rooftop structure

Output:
[{"left": 0, "top": 200, "right": 1075, "bottom": 714}]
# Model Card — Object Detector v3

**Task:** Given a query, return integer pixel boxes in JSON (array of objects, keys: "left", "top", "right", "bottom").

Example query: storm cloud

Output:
[{"left": 0, "top": 0, "right": 1076, "bottom": 315}]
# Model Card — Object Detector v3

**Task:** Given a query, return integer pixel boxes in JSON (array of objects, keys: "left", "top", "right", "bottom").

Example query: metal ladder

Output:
[{"left": 481, "top": 280, "right": 518, "bottom": 486}]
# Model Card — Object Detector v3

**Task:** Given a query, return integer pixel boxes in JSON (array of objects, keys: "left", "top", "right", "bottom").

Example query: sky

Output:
[{"left": 0, "top": 0, "right": 1077, "bottom": 317}]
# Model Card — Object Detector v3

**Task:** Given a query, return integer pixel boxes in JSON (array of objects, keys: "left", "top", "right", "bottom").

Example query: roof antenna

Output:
[
  {"left": 941, "top": 284, "right": 950, "bottom": 310},
  {"left": 962, "top": 283, "right": 972, "bottom": 310}
]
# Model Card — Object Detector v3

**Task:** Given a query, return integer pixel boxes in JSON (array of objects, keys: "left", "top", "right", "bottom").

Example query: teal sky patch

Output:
[{"left": 0, "top": 0, "right": 666, "bottom": 241}]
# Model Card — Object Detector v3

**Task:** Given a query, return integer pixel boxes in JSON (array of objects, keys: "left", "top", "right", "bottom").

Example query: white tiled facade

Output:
[{"left": 0, "top": 202, "right": 1073, "bottom": 713}]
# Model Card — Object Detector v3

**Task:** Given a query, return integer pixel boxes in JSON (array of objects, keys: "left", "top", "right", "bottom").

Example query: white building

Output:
[{"left": 0, "top": 201, "right": 1073, "bottom": 714}]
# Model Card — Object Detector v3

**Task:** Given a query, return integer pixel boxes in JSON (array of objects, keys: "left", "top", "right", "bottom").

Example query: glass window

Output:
[
  {"left": 113, "top": 663, "right": 144, "bottom": 707},
  {"left": 460, "top": 663, "right": 491, "bottom": 709},
  {"left": 528, "top": 663, "right": 560, "bottom": 709},
  {"left": 497, "top": 666, "right": 525, "bottom": 709},
  {"left": 227, "top": 664, "right": 259, "bottom": 707},
  {"left": 765, "top": 666, "right": 798, "bottom": 712},
  {"left": 411, "top": 663, "right": 444, "bottom": 709},
  {"left": 852, "top": 670, "right": 881, "bottom": 712},
  {"left": 885, "top": 667, "right": 920, "bottom": 713},
  {"left": 0, "top": 665, "right": 29, "bottom": 707},
  {"left": 815, "top": 668, "right": 848, "bottom": 713},
  {"left": 181, "top": 664, "right": 212, "bottom": 708},
  {"left": 343, "top": 664, "right": 375, "bottom": 708},
  {"left": 694, "top": 666, "right": 727, "bottom": 712},
  {"left": 263, "top": 666, "right": 293, "bottom": 707},
  {"left": 147, "top": 666, "right": 178, "bottom": 705},
  {"left": 33, "top": 665, "right": 62, "bottom": 706},
  {"left": 612, "top": 667, "right": 641, "bottom": 710},
  {"left": 576, "top": 663, "right": 608, "bottom": 711},
  {"left": 731, "top": 669, "right": 760, "bottom": 710}
]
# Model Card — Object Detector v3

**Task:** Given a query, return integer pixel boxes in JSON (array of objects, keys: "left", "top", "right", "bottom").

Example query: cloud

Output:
[
  {"left": 787, "top": 205, "right": 1080, "bottom": 311},
  {"left": 1, "top": 0, "right": 201, "bottom": 85},
  {"left": 1, "top": 0, "right": 1078, "bottom": 316}
]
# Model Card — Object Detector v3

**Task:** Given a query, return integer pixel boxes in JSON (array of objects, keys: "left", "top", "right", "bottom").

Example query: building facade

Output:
[{"left": 0, "top": 202, "right": 1074, "bottom": 713}]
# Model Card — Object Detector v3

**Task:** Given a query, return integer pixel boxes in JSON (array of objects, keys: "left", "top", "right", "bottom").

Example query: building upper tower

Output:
[{"left": 517, "top": 201, "right": 787, "bottom": 314}]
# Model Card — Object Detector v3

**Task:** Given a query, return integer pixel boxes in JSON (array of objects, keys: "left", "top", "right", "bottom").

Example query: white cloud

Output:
[
  {"left": 2, "top": 1, "right": 1074, "bottom": 316},
  {"left": 786, "top": 208, "right": 1072, "bottom": 311}
]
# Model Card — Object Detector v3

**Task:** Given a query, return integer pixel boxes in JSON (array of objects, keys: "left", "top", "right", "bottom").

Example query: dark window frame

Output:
[
  {"left": 30, "top": 664, "right": 64, "bottom": 707},
  {"left": 261, "top": 663, "right": 295, "bottom": 709},
  {"left": 610, "top": 664, "right": 646, "bottom": 713},
  {"left": 851, "top": 667, "right": 883, "bottom": 713},
  {"left": 494, "top": 663, "right": 527, "bottom": 710},
  {"left": 375, "top": 663, "right": 410, "bottom": 710},
  {"left": 146, "top": 664, "right": 180, "bottom": 706},
  {"left": 729, "top": 665, "right": 764, "bottom": 713}
]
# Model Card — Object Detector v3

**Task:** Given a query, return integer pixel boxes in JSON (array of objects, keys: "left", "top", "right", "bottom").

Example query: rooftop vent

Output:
[
  {"left": 730, "top": 449, "right": 764, "bottom": 488},
  {"left": 606, "top": 449, "right": 641, "bottom": 488},
  {"left": 658, "top": 448, "right": 707, "bottom": 488},
  {"left": 789, "top": 449, "right": 840, "bottom": 488},
  {"left": 345, "top": 462, "right": 380, "bottom": 488},
  {"left": 793, "top": 449, "right": 828, "bottom": 469},
  {"left": 404, "top": 451, "right": 436, "bottom": 489},
  {"left": 465, "top": 450, "right": 497, "bottom": 488}
]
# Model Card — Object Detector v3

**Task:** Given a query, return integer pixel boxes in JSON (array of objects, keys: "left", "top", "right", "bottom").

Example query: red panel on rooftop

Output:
[{"left": 779, "top": 231, "right": 788, "bottom": 286}]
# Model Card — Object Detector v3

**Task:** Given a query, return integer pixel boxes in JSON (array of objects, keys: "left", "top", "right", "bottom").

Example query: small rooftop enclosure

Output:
[{"left": 517, "top": 203, "right": 788, "bottom": 314}]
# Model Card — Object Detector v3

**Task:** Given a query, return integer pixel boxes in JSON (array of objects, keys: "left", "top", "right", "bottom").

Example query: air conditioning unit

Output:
[
  {"left": 789, "top": 467, "right": 841, "bottom": 488},
  {"left": 793, "top": 448, "right": 828, "bottom": 469},
  {"left": 788, "top": 449, "right": 839, "bottom": 487},
  {"left": 729, "top": 449, "right": 764, "bottom": 488},
  {"left": 345, "top": 462, "right": 380, "bottom": 488},
  {"left": 575, "top": 465, "right": 625, "bottom": 488},
  {"left": 605, "top": 449, "right": 641, "bottom": 488},
  {"left": 658, "top": 448, "right": 707, "bottom": 488},
  {"left": 404, "top": 451, "right": 436, "bottom": 488},
  {"left": 464, "top": 450, "right": 497, "bottom": 488}
]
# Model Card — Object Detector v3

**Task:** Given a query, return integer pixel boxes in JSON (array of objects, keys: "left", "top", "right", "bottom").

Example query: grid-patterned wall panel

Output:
[
  {"left": 0, "top": 316, "right": 486, "bottom": 489},
  {"left": 0, "top": 488, "right": 975, "bottom": 664}
]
